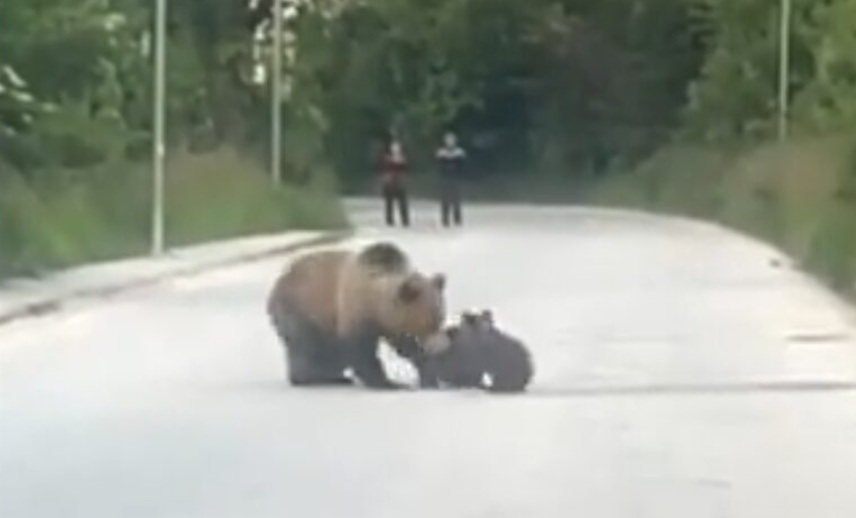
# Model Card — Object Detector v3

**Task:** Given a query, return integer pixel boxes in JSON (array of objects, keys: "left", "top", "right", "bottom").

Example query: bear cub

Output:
[{"left": 418, "top": 309, "right": 534, "bottom": 393}]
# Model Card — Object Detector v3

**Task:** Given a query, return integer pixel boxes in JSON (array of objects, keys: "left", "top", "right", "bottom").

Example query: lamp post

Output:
[
  {"left": 152, "top": 0, "right": 167, "bottom": 254},
  {"left": 271, "top": 0, "right": 283, "bottom": 185},
  {"left": 777, "top": 0, "right": 791, "bottom": 142}
]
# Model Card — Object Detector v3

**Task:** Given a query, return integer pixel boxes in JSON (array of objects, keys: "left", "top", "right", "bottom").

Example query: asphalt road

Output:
[{"left": 2, "top": 199, "right": 856, "bottom": 518}]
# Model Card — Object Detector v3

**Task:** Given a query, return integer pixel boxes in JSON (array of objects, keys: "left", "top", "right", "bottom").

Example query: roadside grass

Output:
[
  {"left": 586, "top": 136, "right": 856, "bottom": 298},
  {"left": 0, "top": 148, "right": 347, "bottom": 279}
]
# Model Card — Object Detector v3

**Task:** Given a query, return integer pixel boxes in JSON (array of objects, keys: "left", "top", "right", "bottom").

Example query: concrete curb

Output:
[{"left": 0, "top": 231, "right": 351, "bottom": 327}]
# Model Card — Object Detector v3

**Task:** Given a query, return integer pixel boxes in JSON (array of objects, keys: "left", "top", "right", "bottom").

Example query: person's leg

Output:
[
  {"left": 382, "top": 184, "right": 395, "bottom": 226},
  {"left": 452, "top": 182, "right": 462, "bottom": 226},
  {"left": 440, "top": 180, "right": 451, "bottom": 227},
  {"left": 398, "top": 187, "right": 410, "bottom": 227}
]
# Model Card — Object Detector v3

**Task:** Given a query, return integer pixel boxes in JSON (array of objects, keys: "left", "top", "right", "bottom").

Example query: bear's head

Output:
[
  {"left": 381, "top": 271, "right": 447, "bottom": 341},
  {"left": 450, "top": 309, "right": 496, "bottom": 349},
  {"left": 421, "top": 308, "right": 492, "bottom": 356}
]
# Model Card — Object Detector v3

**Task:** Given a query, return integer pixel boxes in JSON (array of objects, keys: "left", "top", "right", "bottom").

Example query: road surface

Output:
[{"left": 2, "top": 199, "right": 856, "bottom": 518}]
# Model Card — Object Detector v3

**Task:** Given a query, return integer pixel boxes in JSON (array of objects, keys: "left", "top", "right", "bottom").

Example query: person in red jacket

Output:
[{"left": 378, "top": 139, "right": 410, "bottom": 227}]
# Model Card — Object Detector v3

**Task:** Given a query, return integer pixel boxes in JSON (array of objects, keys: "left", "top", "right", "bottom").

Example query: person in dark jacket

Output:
[
  {"left": 378, "top": 139, "right": 410, "bottom": 227},
  {"left": 435, "top": 131, "right": 467, "bottom": 227}
]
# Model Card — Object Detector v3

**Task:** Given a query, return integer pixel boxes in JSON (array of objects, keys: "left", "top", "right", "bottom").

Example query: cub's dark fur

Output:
[{"left": 418, "top": 310, "right": 534, "bottom": 393}]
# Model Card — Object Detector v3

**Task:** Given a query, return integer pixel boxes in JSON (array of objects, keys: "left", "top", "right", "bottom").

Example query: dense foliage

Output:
[
  {"left": 266, "top": 0, "right": 856, "bottom": 186},
  {"left": 2, "top": 0, "right": 855, "bottom": 285},
  {"left": 0, "top": 0, "right": 342, "bottom": 277},
  {"left": 4, "top": 0, "right": 856, "bottom": 191}
]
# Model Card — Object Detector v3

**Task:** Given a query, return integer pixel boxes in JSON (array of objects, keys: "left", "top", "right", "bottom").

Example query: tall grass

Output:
[
  {"left": 0, "top": 148, "right": 347, "bottom": 279},
  {"left": 586, "top": 136, "right": 856, "bottom": 297}
]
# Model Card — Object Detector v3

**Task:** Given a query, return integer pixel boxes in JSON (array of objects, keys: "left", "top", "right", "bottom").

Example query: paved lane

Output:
[{"left": 2, "top": 199, "right": 856, "bottom": 518}]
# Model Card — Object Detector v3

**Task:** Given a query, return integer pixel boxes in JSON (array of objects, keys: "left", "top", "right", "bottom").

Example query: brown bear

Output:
[
  {"left": 266, "top": 241, "right": 446, "bottom": 390},
  {"left": 416, "top": 309, "right": 534, "bottom": 393}
]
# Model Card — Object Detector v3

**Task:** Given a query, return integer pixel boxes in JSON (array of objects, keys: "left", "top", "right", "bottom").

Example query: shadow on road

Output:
[
  {"left": 523, "top": 380, "right": 856, "bottom": 399},
  {"left": 206, "top": 377, "right": 856, "bottom": 400}
]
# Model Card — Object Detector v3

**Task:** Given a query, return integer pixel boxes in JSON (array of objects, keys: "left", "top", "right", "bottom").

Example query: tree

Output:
[
  {"left": 0, "top": 0, "right": 146, "bottom": 171},
  {"left": 791, "top": 0, "right": 856, "bottom": 132}
]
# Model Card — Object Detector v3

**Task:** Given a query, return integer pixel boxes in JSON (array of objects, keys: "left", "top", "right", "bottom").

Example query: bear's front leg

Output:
[
  {"left": 342, "top": 325, "right": 406, "bottom": 390},
  {"left": 387, "top": 335, "right": 441, "bottom": 389}
]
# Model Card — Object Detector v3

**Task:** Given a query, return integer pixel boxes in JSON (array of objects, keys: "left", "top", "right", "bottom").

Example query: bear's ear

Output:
[
  {"left": 398, "top": 277, "right": 422, "bottom": 303},
  {"left": 461, "top": 311, "right": 478, "bottom": 325},
  {"left": 431, "top": 273, "right": 446, "bottom": 291},
  {"left": 480, "top": 309, "right": 494, "bottom": 326}
]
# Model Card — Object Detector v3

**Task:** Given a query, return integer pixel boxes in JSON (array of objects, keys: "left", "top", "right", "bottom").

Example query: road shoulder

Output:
[{"left": 0, "top": 231, "right": 350, "bottom": 327}]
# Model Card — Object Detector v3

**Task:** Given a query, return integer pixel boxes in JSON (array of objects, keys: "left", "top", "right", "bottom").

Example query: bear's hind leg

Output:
[
  {"left": 277, "top": 314, "right": 352, "bottom": 387},
  {"left": 287, "top": 342, "right": 352, "bottom": 386}
]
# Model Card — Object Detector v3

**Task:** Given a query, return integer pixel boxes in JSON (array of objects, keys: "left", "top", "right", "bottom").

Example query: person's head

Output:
[
  {"left": 443, "top": 132, "right": 457, "bottom": 147},
  {"left": 389, "top": 139, "right": 404, "bottom": 156}
]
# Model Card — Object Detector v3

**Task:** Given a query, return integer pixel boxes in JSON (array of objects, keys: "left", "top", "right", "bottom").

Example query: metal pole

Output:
[
  {"left": 777, "top": 0, "right": 791, "bottom": 142},
  {"left": 271, "top": 0, "right": 283, "bottom": 185},
  {"left": 152, "top": 0, "right": 167, "bottom": 254}
]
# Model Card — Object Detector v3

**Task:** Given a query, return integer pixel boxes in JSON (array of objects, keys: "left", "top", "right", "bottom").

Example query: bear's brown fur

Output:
[{"left": 267, "top": 242, "right": 446, "bottom": 389}]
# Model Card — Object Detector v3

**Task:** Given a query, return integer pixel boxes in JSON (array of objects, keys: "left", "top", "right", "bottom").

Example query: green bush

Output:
[
  {"left": 0, "top": 149, "right": 346, "bottom": 280},
  {"left": 586, "top": 136, "right": 856, "bottom": 297},
  {"left": 804, "top": 141, "right": 856, "bottom": 292},
  {"left": 804, "top": 201, "right": 856, "bottom": 292},
  {"left": 163, "top": 149, "right": 347, "bottom": 245}
]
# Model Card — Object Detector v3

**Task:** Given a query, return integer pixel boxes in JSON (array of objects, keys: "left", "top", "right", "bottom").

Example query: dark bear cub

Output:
[{"left": 417, "top": 309, "right": 534, "bottom": 393}]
